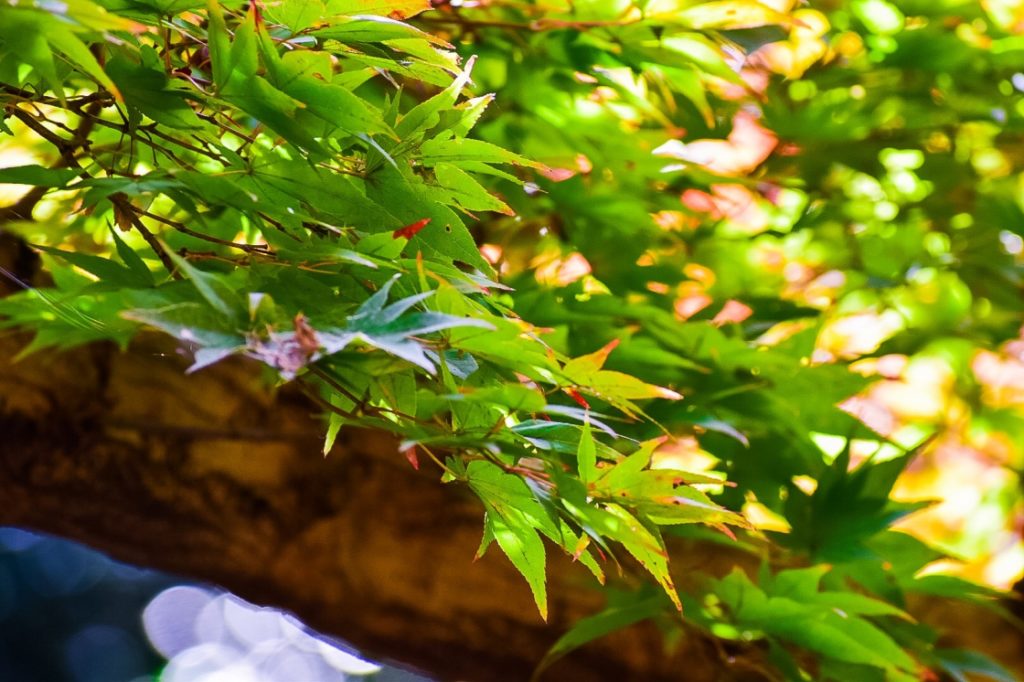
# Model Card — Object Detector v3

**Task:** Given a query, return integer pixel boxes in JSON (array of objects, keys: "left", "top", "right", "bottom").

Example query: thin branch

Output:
[
  {"left": 137, "top": 209, "right": 272, "bottom": 255},
  {"left": 110, "top": 196, "right": 179, "bottom": 276},
  {"left": 3, "top": 83, "right": 225, "bottom": 164},
  {"left": 256, "top": 212, "right": 303, "bottom": 242},
  {"left": 140, "top": 121, "right": 227, "bottom": 161},
  {"left": 309, "top": 365, "right": 424, "bottom": 423},
  {"left": 0, "top": 83, "right": 113, "bottom": 109},
  {"left": 6, "top": 107, "right": 82, "bottom": 161}
]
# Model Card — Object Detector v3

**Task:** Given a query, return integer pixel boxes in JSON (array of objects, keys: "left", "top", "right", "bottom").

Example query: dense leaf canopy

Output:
[{"left": 1, "top": 0, "right": 1022, "bottom": 679}]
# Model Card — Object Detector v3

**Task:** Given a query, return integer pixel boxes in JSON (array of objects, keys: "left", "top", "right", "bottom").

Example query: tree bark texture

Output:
[{"left": 0, "top": 240, "right": 1020, "bottom": 682}]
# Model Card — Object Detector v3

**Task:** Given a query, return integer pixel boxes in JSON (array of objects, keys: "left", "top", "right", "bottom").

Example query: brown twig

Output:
[
  {"left": 110, "top": 195, "right": 179, "bottom": 277},
  {"left": 138, "top": 209, "right": 273, "bottom": 254}
]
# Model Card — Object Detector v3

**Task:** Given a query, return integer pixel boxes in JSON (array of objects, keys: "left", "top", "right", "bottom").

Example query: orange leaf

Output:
[
  {"left": 566, "top": 387, "right": 591, "bottom": 409},
  {"left": 393, "top": 218, "right": 431, "bottom": 240}
]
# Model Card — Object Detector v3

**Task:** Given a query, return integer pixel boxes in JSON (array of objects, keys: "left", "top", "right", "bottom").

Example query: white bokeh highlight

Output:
[{"left": 143, "top": 586, "right": 382, "bottom": 682}]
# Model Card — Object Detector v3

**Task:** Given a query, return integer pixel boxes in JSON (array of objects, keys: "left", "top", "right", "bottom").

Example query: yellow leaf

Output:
[
  {"left": 672, "top": 0, "right": 793, "bottom": 29},
  {"left": 325, "top": 0, "right": 430, "bottom": 19}
]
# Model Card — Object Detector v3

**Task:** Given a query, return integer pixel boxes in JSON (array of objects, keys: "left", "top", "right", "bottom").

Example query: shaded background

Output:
[{"left": 0, "top": 528, "right": 431, "bottom": 682}]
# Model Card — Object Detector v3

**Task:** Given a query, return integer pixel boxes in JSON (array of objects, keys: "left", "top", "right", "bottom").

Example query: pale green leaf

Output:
[
  {"left": 578, "top": 418, "right": 598, "bottom": 485},
  {"left": 488, "top": 513, "right": 548, "bottom": 620}
]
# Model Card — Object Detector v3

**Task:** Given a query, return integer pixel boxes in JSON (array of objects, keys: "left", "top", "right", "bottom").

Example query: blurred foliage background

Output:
[{"left": 431, "top": 0, "right": 1024, "bottom": 590}]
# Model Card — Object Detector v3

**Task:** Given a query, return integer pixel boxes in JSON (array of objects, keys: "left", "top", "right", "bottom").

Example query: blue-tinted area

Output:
[
  {"left": 0, "top": 528, "right": 171, "bottom": 682},
  {"left": 0, "top": 528, "right": 432, "bottom": 682}
]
